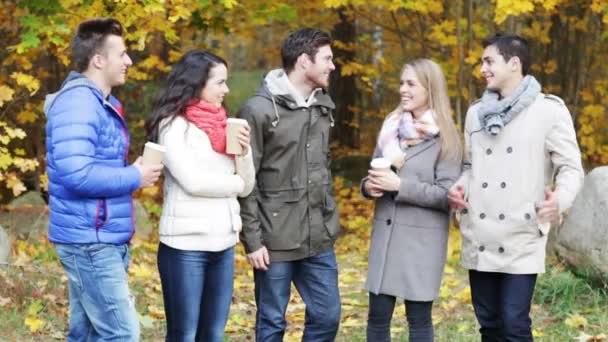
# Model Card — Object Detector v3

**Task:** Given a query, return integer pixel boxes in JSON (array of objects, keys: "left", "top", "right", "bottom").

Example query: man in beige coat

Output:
[{"left": 448, "top": 34, "right": 584, "bottom": 341}]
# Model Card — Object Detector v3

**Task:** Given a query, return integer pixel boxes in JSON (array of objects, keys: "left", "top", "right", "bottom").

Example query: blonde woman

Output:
[{"left": 361, "top": 59, "right": 462, "bottom": 341}]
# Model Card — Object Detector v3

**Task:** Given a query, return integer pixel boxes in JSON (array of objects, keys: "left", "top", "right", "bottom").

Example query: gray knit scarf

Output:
[{"left": 477, "top": 75, "right": 541, "bottom": 135}]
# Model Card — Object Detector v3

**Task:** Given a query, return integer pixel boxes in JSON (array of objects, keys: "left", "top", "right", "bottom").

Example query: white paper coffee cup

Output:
[
  {"left": 142, "top": 142, "right": 166, "bottom": 165},
  {"left": 370, "top": 157, "right": 391, "bottom": 171},
  {"left": 226, "top": 118, "right": 249, "bottom": 155}
]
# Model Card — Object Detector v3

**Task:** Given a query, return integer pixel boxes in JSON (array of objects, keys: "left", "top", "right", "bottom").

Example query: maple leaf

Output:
[
  {"left": 0, "top": 85, "right": 15, "bottom": 107},
  {"left": 10, "top": 72, "right": 40, "bottom": 95},
  {"left": 24, "top": 316, "right": 44, "bottom": 333},
  {"left": 565, "top": 313, "right": 589, "bottom": 329}
]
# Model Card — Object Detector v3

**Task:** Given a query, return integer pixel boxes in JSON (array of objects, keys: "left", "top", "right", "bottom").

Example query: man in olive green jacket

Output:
[{"left": 237, "top": 28, "right": 341, "bottom": 341}]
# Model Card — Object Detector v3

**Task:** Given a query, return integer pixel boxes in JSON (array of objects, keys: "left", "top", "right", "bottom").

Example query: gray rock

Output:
[
  {"left": 554, "top": 166, "right": 608, "bottom": 283},
  {"left": 8, "top": 191, "right": 46, "bottom": 208},
  {"left": 0, "top": 192, "right": 48, "bottom": 240},
  {"left": 0, "top": 225, "right": 9, "bottom": 263}
]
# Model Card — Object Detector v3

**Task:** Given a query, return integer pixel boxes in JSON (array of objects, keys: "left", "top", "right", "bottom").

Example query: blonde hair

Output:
[{"left": 387, "top": 58, "right": 462, "bottom": 161}]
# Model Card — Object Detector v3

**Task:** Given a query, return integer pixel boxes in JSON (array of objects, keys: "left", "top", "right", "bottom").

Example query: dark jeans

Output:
[
  {"left": 367, "top": 293, "right": 434, "bottom": 342},
  {"left": 158, "top": 243, "right": 235, "bottom": 342},
  {"left": 254, "top": 249, "right": 341, "bottom": 342},
  {"left": 469, "top": 270, "right": 537, "bottom": 342}
]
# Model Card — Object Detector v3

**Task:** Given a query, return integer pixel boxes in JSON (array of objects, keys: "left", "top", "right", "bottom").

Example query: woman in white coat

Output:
[{"left": 145, "top": 51, "right": 255, "bottom": 342}]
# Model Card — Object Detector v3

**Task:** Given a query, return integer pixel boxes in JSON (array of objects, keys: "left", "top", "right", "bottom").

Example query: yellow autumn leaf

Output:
[
  {"left": 0, "top": 153, "right": 12, "bottom": 169},
  {"left": 457, "top": 323, "right": 470, "bottom": 332},
  {"left": 565, "top": 313, "right": 588, "bottom": 329},
  {"left": 141, "top": 185, "right": 159, "bottom": 197},
  {"left": 0, "top": 296, "right": 11, "bottom": 307},
  {"left": 324, "top": 0, "right": 350, "bottom": 8},
  {"left": 7, "top": 175, "right": 27, "bottom": 196},
  {"left": 220, "top": 0, "right": 238, "bottom": 9},
  {"left": 576, "top": 332, "right": 608, "bottom": 342},
  {"left": 129, "top": 263, "right": 154, "bottom": 279},
  {"left": 148, "top": 305, "right": 166, "bottom": 319},
  {"left": 0, "top": 85, "right": 15, "bottom": 107},
  {"left": 24, "top": 316, "right": 44, "bottom": 332},
  {"left": 532, "top": 328, "right": 545, "bottom": 337},
  {"left": 17, "top": 110, "right": 38, "bottom": 124},
  {"left": 169, "top": 5, "right": 191, "bottom": 23},
  {"left": 40, "top": 172, "right": 48, "bottom": 192},
  {"left": 10, "top": 72, "right": 40, "bottom": 95},
  {"left": 453, "top": 286, "right": 472, "bottom": 303}
]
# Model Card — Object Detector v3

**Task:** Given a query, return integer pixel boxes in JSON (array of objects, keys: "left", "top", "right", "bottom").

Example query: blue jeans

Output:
[
  {"left": 367, "top": 293, "right": 434, "bottom": 342},
  {"left": 469, "top": 270, "right": 537, "bottom": 342},
  {"left": 254, "top": 249, "right": 341, "bottom": 342},
  {"left": 157, "top": 243, "right": 235, "bottom": 342},
  {"left": 54, "top": 243, "right": 140, "bottom": 342}
]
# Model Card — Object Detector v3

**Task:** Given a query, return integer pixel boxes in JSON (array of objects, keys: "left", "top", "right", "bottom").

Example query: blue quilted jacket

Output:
[{"left": 44, "top": 72, "right": 141, "bottom": 244}]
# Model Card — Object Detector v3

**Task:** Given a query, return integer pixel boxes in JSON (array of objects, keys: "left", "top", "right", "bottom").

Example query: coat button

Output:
[
  {"left": 306, "top": 143, "right": 310, "bottom": 148},
  {"left": 462, "top": 208, "right": 468, "bottom": 214},
  {"left": 480, "top": 213, "right": 486, "bottom": 219},
  {"left": 386, "top": 219, "right": 392, "bottom": 225},
  {"left": 486, "top": 148, "right": 492, "bottom": 155},
  {"left": 499, "top": 214, "right": 505, "bottom": 220},
  {"left": 479, "top": 245, "right": 485, "bottom": 252},
  {"left": 498, "top": 247, "right": 505, "bottom": 253},
  {"left": 507, "top": 147, "right": 513, "bottom": 153},
  {"left": 501, "top": 182, "right": 506, "bottom": 188},
  {"left": 525, "top": 213, "right": 531, "bottom": 220},
  {"left": 482, "top": 182, "right": 488, "bottom": 188}
]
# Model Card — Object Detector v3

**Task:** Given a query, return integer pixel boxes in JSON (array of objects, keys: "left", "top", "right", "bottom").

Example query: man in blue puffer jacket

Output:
[{"left": 44, "top": 18, "right": 162, "bottom": 341}]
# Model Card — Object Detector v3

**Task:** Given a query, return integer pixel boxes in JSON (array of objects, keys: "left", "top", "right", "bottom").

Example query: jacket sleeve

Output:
[
  {"left": 161, "top": 119, "right": 245, "bottom": 197},
  {"left": 49, "top": 88, "right": 141, "bottom": 198},
  {"left": 452, "top": 107, "right": 474, "bottom": 195},
  {"left": 546, "top": 103, "right": 584, "bottom": 213},
  {"left": 394, "top": 148, "right": 462, "bottom": 212},
  {"left": 236, "top": 147, "right": 256, "bottom": 197},
  {"left": 237, "top": 102, "right": 265, "bottom": 253}
]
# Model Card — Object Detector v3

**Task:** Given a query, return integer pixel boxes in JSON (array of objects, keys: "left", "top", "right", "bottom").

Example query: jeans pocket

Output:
[
  {"left": 55, "top": 250, "right": 84, "bottom": 291},
  {"left": 82, "top": 243, "right": 112, "bottom": 257}
]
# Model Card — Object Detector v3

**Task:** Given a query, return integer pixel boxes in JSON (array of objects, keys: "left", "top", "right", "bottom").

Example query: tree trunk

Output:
[{"left": 330, "top": 7, "right": 359, "bottom": 148}]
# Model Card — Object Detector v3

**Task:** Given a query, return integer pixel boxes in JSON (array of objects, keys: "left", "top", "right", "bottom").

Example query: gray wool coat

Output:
[{"left": 361, "top": 137, "right": 461, "bottom": 301}]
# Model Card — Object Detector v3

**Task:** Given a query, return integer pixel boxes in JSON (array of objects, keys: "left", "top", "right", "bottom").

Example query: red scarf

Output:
[{"left": 184, "top": 100, "right": 229, "bottom": 155}]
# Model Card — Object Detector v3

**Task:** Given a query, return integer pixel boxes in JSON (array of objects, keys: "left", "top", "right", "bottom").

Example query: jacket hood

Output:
[
  {"left": 43, "top": 71, "right": 103, "bottom": 117},
  {"left": 253, "top": 69, "right": 336, "bottom": 127},
  {"left": 258, "top": 69, "right": 335, "bottom": 110}
]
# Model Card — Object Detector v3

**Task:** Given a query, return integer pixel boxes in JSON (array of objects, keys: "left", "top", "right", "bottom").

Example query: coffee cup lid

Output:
[
  {"left": 370, "top": 157, "right": 391, "bottom": 169},
  {"left": 145, "top": 141, "right": 166, "bottom": 152},
  {"left": 226, "top": 118, "right": 248, "bottom": 125}
]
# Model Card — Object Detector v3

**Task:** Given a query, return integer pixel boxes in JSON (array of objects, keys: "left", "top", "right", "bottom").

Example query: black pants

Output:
[
  {"left": 367, "top": 292, "right": 434, "bottom": 342},
  {"left": 469, "top": 270, "right": 537, "bottom": 342}
]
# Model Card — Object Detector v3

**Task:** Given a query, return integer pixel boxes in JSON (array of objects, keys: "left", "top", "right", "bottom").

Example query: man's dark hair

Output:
[
  {"left": 482, "top": 34, "right": 530, "bottom": 76},
  {"left": 72, "top": 18, "right": 124, "bottom": 72},
  {"left": 281, "top": 28, "right": 332, "bottom": 73}
]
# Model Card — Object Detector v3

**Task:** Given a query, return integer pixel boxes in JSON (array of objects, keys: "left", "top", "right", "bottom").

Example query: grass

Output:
[
  {"left": 1, "top": 231, "right": 607, "bottom": 341},
  {"left": 225, "top": 69, "right": 265, "bottom": 115}
]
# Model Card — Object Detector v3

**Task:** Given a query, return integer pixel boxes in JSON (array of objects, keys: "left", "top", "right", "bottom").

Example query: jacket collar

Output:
[
  {"left": 257, "top": 69, "right": 335, "bottom": 110},
  {"left": 404, "top": 137, "right": 439, "bottom": 162}
]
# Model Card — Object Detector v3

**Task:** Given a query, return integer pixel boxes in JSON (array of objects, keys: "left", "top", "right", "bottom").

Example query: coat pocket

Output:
[
  {"left": 323, "top": 191, "right": 340, "bottom": 238},
  {"left": 259, "top": 191, "right": 306, "bottom": 250}
]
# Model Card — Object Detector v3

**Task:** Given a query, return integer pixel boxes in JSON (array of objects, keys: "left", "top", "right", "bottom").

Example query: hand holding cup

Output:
[
  {"left": 237, "top": 125, "right": 251, "bottom": 156},
  {"left": 226, "top": 118, "right": 249, "bottom": 156}
]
